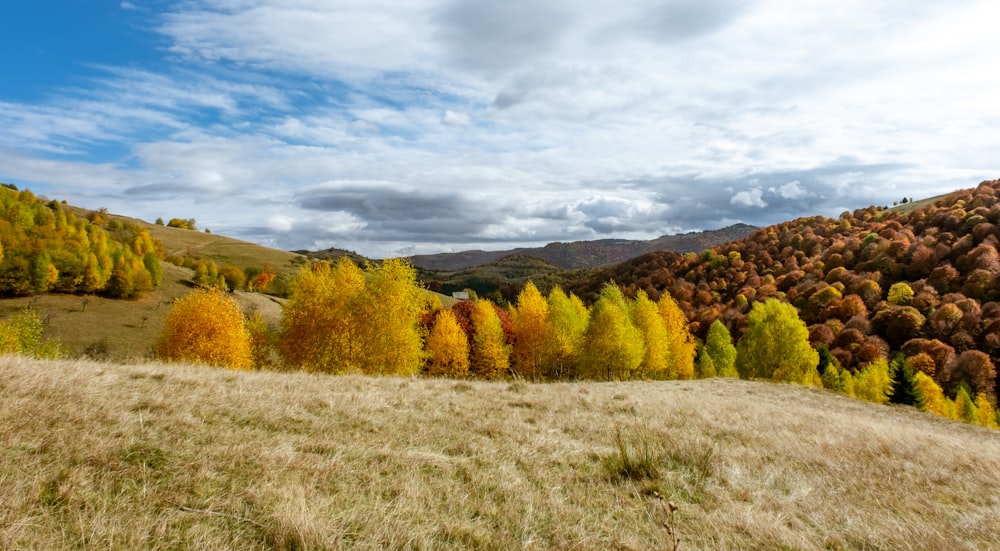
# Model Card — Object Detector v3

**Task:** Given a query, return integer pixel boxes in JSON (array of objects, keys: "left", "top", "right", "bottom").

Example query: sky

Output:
[{"left": 2, "top": 1, "right": 999, "bottom": 258}]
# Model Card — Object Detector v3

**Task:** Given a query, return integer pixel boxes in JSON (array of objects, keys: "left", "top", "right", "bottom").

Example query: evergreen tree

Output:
[
  {"left": 914, "top": 372, "right": 946, "bottom": 415},
  {"left": 955, "top": 386, "right": 977, "bottom": 423},
  {"left": 887, "top": 355, "right": 925, "bottom": 408}
]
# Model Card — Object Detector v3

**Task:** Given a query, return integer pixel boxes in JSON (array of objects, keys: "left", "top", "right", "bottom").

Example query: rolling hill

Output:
[
  {"left": 3, "top": 355, "right": 999, "bottom": 550},
  {"left": 407, "top": 224, "right": 756, "bottom": 271}
]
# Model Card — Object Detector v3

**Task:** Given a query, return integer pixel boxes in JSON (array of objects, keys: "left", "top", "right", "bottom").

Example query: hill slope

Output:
[
  {"left": 3, "top": 356, "right": 999, "bottom": 550},
  {"left": 408, "top": 224, "right": 756, "bottom": 271}
]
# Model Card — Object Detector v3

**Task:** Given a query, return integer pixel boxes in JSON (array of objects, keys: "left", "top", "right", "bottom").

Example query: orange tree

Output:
[{"left": 155, "top": 289, "right": 252, "bottom": 369}]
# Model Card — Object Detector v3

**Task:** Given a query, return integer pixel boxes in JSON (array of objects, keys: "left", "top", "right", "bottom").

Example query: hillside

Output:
[
  {"left": 416, "top": 254, "right": 577, "bottom": 302},
  {"left": 565, "top": 179, "right": 1000, "bottom": 398},
  {"left": 3, "top": 355, "right": 999, "bottom": 550},
  {"left": 408, "top": 224, "right": 756, "bottom": 271}
]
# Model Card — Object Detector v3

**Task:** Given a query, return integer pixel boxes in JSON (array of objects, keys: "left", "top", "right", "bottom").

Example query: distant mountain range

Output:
[{"left": 406, "top": 224, "right": 757, "bottom": 271}]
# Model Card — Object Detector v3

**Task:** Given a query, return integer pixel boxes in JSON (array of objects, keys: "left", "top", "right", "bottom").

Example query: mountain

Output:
[
  {"left": 563, "top": 179, "right": 1000, "bottom": 398},
  {"left": 408, "top": 223, "right": 757, "bottom": 271}
]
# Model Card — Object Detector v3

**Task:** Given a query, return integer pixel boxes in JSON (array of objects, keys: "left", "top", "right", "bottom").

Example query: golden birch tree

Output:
[
  {"left": 632, "top": 290, "right": 670, "bottom": 378},
  {"left": 352, "top": 258, "right": 427, "bottom": 376},
  {"left": 155, "top": 289, "right": 251, "bottom": 370},
  {"left": 736, "top": 298, "right": 820, "bottom": 385},
  {"left": 543, "top": 286, "right": 588, "bottom": 379},
  {"left": 580, "top": 284, "right": 644, "bottom": 380},
  {"left": 425, "top": 308, "right": 470, "bottom": 378},
  {"left": 511, "top": 281, "right": 550, "bottom": 379},
  {"left": 470, "top": 299, "right": 510, "bottom": 379},
  {"left": 703, "top": 320, "right": 738, "bottom": 378},
  {"left": 658, "top": 291, "right": 697, "bottom": 379}
]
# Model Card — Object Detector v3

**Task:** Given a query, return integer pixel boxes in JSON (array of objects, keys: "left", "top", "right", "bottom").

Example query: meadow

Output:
[{"left": 3, "top": 355, "right": 999, "bottom": 550}]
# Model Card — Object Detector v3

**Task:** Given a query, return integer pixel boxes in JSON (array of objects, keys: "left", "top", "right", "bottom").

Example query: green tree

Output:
[
  {"left": 703, "top": 320, "right": 737, "bottom": 378},
  {"left": 736, "top": 299, "right": 820, "bottom": 385},
  {"left": 887, "top": 356, "right": 924, "bottom": 408}
]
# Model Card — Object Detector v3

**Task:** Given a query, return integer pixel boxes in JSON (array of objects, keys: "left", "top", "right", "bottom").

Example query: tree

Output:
[
  {"left": 510, "top": 281, "right": 550, "bottom": 379},
  {"left": 0, "top": 308, "right": 61, "bottom": 358},
  {"left": 632, "top": 290, "right": 670, "bottom": 378},
  {"left": 543, "top": 287, "right": 588, "bottom": 379},
  {"left": 351, "top": 258, "right": 428, "bottom": 376},
  {"left": 914, "top": 371, "right": 946, "bottom": 415},
  {"left": 943, "top": 350, "right": 997, "bottom": 398},
  {"left": 425, "top": 308, "right": 470, "bottom": 378},
  {"left": 469, "top": 299, "right": 510, "bottom": 379},
  {"left": 580, "top": 284, "right": 644, "bottom": 380},
  {"left": 887, "top": 356, "right": 924, "bottom": 408},
  {"left": 973, "top": 393, "right": 998, "bottom": 429},
  {"left": 955, "top": 386, "right": 977, "bottom": 423},
  {"left": 279, "top": 258, "right": 365, "bottom": 373},
  {"left": 658, "top": 291, "right": 697, "bottom": 379},
  {"left": 219, "top": 264, "right": 246, "bottom": 291},
  {"left": 887, "top": 282, "right": 914, "bottom": 305},
  {"left": 736, "top": 299, "right": 820, "bottom": 385},
  {"left": 854, "top": 358, "right": 891, "bottom": 404},
  {"left": 155, "top": 289, "right": 252, "bottom": 369},
  {"left": 703, "top": 320, "right": 738, "bottom": 378}
]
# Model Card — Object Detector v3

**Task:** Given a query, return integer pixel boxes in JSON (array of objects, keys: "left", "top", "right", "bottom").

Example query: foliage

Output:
[
  {"left": 887, "top": 356, "right": 924, "bottom": 409},
  {"left": 166, "top": 218, "right": 197, "bottom": 230},
  {"left": 542, "top": 286, "right": 588, "bottom": 379},
  {"left": 0, "top": 187, "right": 162, "bottom": 298},
  {"left": 155, "top": 289, "right": 252, "bottom": 369},
  {"left": 580, "top": 284, "right": 644, "bottom": 380},
  {"left": 469, "top": 299, "right": 510, "bottom": 379},
  {"left": 632, "top": 290, "right": 671, "bottom": 378},
  {"left": 0, "top": 309, "right": 62, "bottom": 359},
  {"left": 736, "top": 299, "right": 820, "bottom": 385},
  {"left": 973, "top": 393, "right": 998, "bottom": 429},
  {"left": 510, "top": 281, "right": 550, "bottom": 379},
  {"left": 703, "top": 320, "right": 737, "bottom": 378},
  {"left": 658, "top": 291, "right": 697, "bottom": 379},
  {"left": 914, "top": 371, "right": 946, "bottom": 415},
  {"left": 854, "top": 359, "right": 891, "bottom": 404},
  {"left": 425, "top": 308, "right": 470, "bottom": 378}
]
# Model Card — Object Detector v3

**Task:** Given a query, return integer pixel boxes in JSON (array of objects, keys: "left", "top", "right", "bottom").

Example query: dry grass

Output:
[{"left": 3, "top": 356, "right": 1000, "bottom": 550}]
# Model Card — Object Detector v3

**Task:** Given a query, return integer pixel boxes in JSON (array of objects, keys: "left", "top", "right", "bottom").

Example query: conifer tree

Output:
[
  {"left": 511, "top": 281, "right": 550, "bottom": 379},
  {"left": 887, "top": 355, "right": 924, "bottom": 408},
  {"left": 703, "top": 320, "right": 737, "bottom": 378},
  {"left": 736, "top": 299, "right": 820, "bottom": 385},
  {"left": 854, "top": 358, "right": 891, "bottom": 404},
  {"left": 696, "top": 346, "right": 717, "bottom": 378},
  {"left": 955, "top": 386, "right": 977, "bottom": 423},
  {"left": 426, "top": 308, "right": 470, "bottom": 378}
]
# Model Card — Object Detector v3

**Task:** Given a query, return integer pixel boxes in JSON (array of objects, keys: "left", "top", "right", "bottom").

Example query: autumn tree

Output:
[
  {"left": 510, "top": 281, "right": 550, "bottom": 379},
  {"left": 631, "top": 290, "right": 671, "bottom": 378},
  {"left": 469, "top": 299, "right": 510, "bottom": 379},
  {"left": 351, "top": 258, "right": 428, "bottom": 376},
  {"left": 543, "top": 286, "right": 588, "bottom": 379},
  {"left": 943, "top": 350, "right": 997, "bottom": 398},
  {"left": 580, "top": 284, "right": 644, "bottom": 380},
  {"left": 0, "top": 308, "right": 61, "bottom": 358},
  {"left": 914, "top": 371, "right": 946, "bottom": 415},
  {"left": 155, "top": 289, "right": 252, "bottom": 369},
  {"left": 658, "top": 291, "right": 697, "bottom": 379},
  {"left": 854, "top": 358, "right": 891, "bottom": 404},
  {"left": 973, "top": 393, "right": 999, "bottom": 428},
  {"left": 736, "top": 299, "right": 820, "bottom": 385},
  {"left": 279, "top": 258, "right": 365, "bottom": 372},
  {"left": 425, "top": 308, "right": 470, "bottom": 378},
  {"left": 702, "top": 320, "right": 738, "bottom": 378}
]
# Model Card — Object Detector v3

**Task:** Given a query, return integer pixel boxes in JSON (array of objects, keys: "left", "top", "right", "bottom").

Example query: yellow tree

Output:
[
  {"left": 580, "top": 284, "right": 644, "bottom": 380},
  {"left": 854, "top": 358, "right": 891, "bottom": 404},
  {"left": 736, "top": 299, "right": 820, "bottom": 385},
  {"left": 155, "top": 289, "right": 251, "bottom": 370},
  {"left": 425, "top": 308, "right": 470, "bottom": 378},
  {"left": 351, "top": 258, "right": 428, "bottom": 376},
  {"left": 543, "top": 286, "right": 589, "bottom": 379},
  {"left": 279, "top": 258, "right": 365, "bottom": 373},
  {"left": 973, "top": 393, "right": 998, "bottom": 429},
  {"left": 632, "top": 290, "right": 670, "bottom": 378},
  {"left": 914, "top": 371, "right": 946, "bottom": 415},
  {"left": 511, "top": 281, "right": 550, "bottom": 379},
  {"left": 469, "top": 299, "right": 510, "bottom": 379},
  {"left": 658, "top": 291, "right": 697, "bottom": 379}
]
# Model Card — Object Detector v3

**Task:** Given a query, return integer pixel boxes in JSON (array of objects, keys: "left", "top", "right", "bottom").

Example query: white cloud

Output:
[
  {"left": 2, "top": 0, "right": 1000, "bottom": 257},
  {"left": 731, "top": 188, "right": 766, "bottom": 208}
]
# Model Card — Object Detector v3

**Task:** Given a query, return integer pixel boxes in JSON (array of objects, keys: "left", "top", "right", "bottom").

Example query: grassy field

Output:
[{"left": 3, "top": 356, "right": 999, "bottom": 550}]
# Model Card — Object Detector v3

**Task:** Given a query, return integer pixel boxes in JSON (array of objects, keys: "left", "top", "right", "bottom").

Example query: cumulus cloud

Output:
[{"left": 2, "top": 0, "right": 999, "bottom": 257}]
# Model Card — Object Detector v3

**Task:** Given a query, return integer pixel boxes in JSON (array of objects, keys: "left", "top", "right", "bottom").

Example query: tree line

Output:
[{"left": 153, "top": 257, "right": 998, "bottom": 430}]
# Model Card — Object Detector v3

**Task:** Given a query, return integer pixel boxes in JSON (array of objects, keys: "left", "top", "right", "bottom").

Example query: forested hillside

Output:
[
  {"left": 0, "top": 185, "right": 162, "bottom": 299},
  {"left": 566, "top": 179, "right": 1000, "bottom": 399}
]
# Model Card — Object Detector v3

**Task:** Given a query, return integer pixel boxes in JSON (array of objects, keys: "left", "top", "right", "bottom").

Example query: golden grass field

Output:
[{"left": 3, "top": 355, "right": 999, "bottom": 550}]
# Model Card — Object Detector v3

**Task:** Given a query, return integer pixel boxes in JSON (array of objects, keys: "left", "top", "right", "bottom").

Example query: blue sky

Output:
[{"left": 2, "top": 1, "right": 999, "bottom": 258}]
